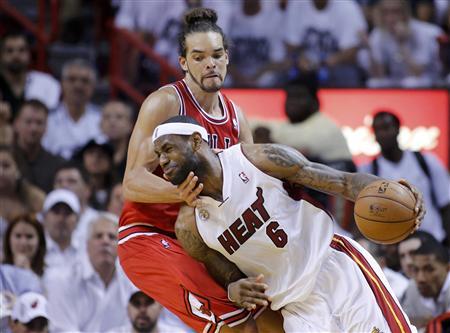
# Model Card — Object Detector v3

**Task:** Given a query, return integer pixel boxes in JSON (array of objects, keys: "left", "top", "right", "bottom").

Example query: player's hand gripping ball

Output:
[{"left": 354, "top": 180, "right": 425, "bottom": 244}]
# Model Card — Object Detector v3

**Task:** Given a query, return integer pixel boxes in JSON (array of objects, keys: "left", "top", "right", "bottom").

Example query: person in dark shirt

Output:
[{"left": 13, "top": 100, "right": 64, "bottom": 193}]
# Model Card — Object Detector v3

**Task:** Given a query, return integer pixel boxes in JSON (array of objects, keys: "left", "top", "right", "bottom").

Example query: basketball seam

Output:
[
  {"left": 357, "top": 195, "right": 415, "bottom": 211},
  {"left": 354, "top": 212, "right": 415, "bottom": 224}
]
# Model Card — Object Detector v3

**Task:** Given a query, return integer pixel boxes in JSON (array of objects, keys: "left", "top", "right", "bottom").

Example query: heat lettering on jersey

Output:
[
  {"left": 217, "top": 187, "right": 288, "bottom": 255},
  {"left": 207, "top": 134, "right": 232, "bottom": 149}
]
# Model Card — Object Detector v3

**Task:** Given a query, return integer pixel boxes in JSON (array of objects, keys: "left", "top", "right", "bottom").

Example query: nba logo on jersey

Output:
[
  {"left": 160, "top": 239, "right": 170, "bottom": 249},
  {"left": 239, "top": 172, "right": 249, "bottom": 184},
  {"left": 232, "top": 118, "right": 238, "bottom": 129}
]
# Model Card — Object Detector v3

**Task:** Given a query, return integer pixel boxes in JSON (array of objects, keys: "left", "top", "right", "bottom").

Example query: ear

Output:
[
  {"left": 179, "top": 56, "right": 188, "bottom": 72},
  {"left": 190, "top": 132, "right": 203, "bottom": 152},
  {"left": 225, "top": 51, "right": 229, "bottom": 65}
]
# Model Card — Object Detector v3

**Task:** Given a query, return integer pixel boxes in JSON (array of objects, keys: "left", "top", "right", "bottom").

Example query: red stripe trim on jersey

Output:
[
  {"left": 331, "top": 235, "right": 412, "bottom": 333},
  {"left": 180, "top": 80, "right": 229, "bottom": 124},
  {"left": 172, "top": 83, "right": 186, "bottom": 115},
  {"left": 118, "top": 224, "right": 175, "bottom": 241}
]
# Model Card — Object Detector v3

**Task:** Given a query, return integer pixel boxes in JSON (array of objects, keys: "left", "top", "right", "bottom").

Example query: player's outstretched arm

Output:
[
  {"left": 242, "top": 144, "right": 424, "bottom": 220},
  {"left": 123, "top": 89, "right": 200, "bottom": 204}
]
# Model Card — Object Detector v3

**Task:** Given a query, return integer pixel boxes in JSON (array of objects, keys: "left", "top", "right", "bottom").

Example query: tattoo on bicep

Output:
[
  {"left": 175, "top": 227, "right": 207, "bottom": 261},
  {"left": 262, "top": 145, "right": 298, "bottom": 168}
]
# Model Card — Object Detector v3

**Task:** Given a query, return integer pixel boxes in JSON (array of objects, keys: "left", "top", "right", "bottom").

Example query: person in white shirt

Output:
[
  {"left": 227, "top": 0, "right": 289, "bottom": 87},
  {"left": 52, "top": 162, "right": 99, "bottom": 247},
  {"left": 358, "top": 111, "right": 450, "bottom": 244},
  {"left": 151, "top": 116, "right": 424, "bottom": 332},
  {"left": 0, "top": 32, "right": 61, "bottom": 119},
  {"left": 41, "top": 188, "right": 81, "bottom": 274},
  {"left": 46, "top": 213, "right": 136, "bottom": 332},
  {"left": 285, "top": 0, "right": 367, "bottom": 87},
  {"left": 401, "top": 237, "right": 450, "bottom": 330},
  {"left": 367, "top": 0, "right": 443, "bottom": 88},
  {"left": 42, "top": 58, "right": 102, "bottom": 159}
]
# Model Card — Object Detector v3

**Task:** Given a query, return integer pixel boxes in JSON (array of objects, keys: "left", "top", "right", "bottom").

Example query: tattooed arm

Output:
[
  {"left": 242, "top": 143, "right": 380, "bottom": 202},
  {"left": 175, "top": 205, "right": 246, "bottom": 287}
]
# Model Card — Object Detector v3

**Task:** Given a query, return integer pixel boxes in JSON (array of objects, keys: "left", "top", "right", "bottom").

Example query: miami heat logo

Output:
[{"left": 186, "top": 291, "right": 216, "bottom": 323}]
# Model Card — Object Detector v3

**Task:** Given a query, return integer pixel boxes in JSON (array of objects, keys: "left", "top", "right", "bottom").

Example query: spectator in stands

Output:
[
  {"left": 53, "top": 162, "right": 98, "bottom": 247},
  {"left": 100, "top": 101, "right": 134, "bottom": 178},
  {"left": 398, "top": 230, "right": 437, "bottom": 278},
  {"left": 401, "top": 237, "right": 450, "bottom": 330},
  {"left": 0, "top": 32, "right": 61, "bottom": 119},
  {"left": 107, "top": 291, "right": 162, "bottom": 333},
  {"left": 285, "top": 0, "right": 367, "bottom": 87},
  {"left": 3, "top": 214, "right": 46, "bottom": 278},
  {"left": 358, "top": 111, "right": 450, "bottom": 245},
  {"left": 13, "top": 100, "right": 64, "bottom": 193},
  {"left": 367, "top": 0, "right": 443, "bottom": 87},
  {"left": 252, "top": 81, "right": 356, "bottom": 233},
  {"left": 0, "top": 265, "right": 42, "bottom": 333},
  {"left": 42, "top": 58, "right": 102, "bottom": 159},
  {"left": 0, "top": 99, "right": 13, "bottom": 146},
  {"left": 75, "top": 139, "right": 117, "bottom": 210},
  {"left": 41, "top": 189, "right": 81, "bottom": 274},
  {"left": 0, "top": 145, "right": 45, "bottom": 223},
  {"left": 357, "top": 237, "right": 409, "bottom": 299},
  {"left": 46, "top": 213, "right": 136, "bottom": 332},
  {"left": 227, "top": 0, "right": 290, "bottom": 87},
  {"left": 106, "top": 182, "right": 124, "bottom": 218},
  {"left": 9, "top": 291, "right": 49, "bottom": 333}
]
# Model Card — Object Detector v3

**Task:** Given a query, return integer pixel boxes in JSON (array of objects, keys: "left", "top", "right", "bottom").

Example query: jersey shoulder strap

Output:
[{"left": 414, "top": 151, "right": 438, "bottom": 208}]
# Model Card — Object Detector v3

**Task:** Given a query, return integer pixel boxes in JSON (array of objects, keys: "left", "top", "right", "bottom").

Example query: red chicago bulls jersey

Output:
[{"left": 120, "top": 79, "right": 241, "bottom": 233}]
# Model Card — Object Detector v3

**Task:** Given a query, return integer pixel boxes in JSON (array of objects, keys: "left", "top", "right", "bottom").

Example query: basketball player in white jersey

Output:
[{"left": 152, "top": 116, "right": 426, "bottom": 333}]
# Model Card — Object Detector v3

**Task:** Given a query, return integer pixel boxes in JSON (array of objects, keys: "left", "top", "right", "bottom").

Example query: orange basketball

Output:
[{"left": 354, "top": 180, "right": 417, "bottom": 245}]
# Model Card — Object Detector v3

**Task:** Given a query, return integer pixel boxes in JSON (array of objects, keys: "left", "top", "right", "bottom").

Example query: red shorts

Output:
[{"left": 118, "top": 224, "right": 262, "bottom": 333}]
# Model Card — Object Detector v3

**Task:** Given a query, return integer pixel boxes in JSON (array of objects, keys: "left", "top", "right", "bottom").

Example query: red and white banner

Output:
[{"left": 224, "top": 89, "right": 449, "bottom": 166}]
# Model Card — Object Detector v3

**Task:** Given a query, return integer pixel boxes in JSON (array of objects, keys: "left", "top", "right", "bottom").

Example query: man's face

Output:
[
  {"left": 87, "top": 218, "right": 117, "bottom": 269},
  {"left": 373, "top": 114, "right": 399, "bottom": 152},
  {"left": 128, "top": 293, "right": 161, "bottom": 333},
  {"left": 379, "top": 0, "right": 406, "bottom": 32},
  {"left": 1, "top": 37, "right": 30, "bottom": 74},
  {"left": 83, "top": 147, "right": 111, "bottom": 176},
  {"left": 411, "top": 254, "right": 449, "bottom": 298},
  {"left": 61, "top": 66, "right": 95, "bottom": 106},
  {"left": 180, "top": 31, "right": 229, "bottom": 93},
  {"left": 44, "top": 203, "right": 78, "bottom": 244},
  {"left": 53, "top": 169, "right": 89, "bottom": 204},
  {"left": 101, "top": 102, "right": 133, "bottom": 141},
  {"left": 14, "top": 106, "right": 47, "bottom": 147},
  {"left": 398, "top": 238, "right": 421, "bottom": 278},
  {"left": 154, "top": 135, "right": 199, "bottom": 185}
]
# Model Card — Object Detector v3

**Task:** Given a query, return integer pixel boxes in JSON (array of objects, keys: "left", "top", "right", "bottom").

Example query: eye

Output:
[{"left": 213, "top": 53, "right": 222, "bottom": 59}]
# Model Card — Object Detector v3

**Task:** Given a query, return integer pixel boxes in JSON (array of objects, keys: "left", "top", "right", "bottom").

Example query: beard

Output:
[
  {"left": 5, "top": 61, "right": 27, "bottom": 74},
  {"left": 187, "top": 67, "right": 223, "bottom": 93},
  {"left": 132, "top": 317, "right": 157, "bottom": 333},
  {"left": 169, "top": 156, "right": 199, "bottom": 186}
]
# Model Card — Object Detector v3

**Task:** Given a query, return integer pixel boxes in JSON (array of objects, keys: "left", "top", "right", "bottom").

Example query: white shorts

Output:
[{"left": 281, "top": 235, "right": 417, "bottom": 333}]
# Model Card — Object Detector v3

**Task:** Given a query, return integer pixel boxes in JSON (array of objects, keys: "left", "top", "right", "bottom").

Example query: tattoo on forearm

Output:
[
  {"left": 176, "top": 225, "right": 244, "bottom": 288},
  {"left": 263, "top": 145, "right": 296, "bottom": 168}
]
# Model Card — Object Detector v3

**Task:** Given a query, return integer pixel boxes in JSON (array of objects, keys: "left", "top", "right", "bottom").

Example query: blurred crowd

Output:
[{"left": 0, "top": 0, "right": 449, "bottom": 332}]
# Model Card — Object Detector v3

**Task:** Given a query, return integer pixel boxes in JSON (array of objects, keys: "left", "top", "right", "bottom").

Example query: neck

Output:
[
  {"left": 1, "top": 69, "right": 26, "bottom": 95},
  {"left": 184, "top": 76, "right": 220, "bottom": 115},
  {"left": 95, "top": 263, "right": 115, "bottom": 287},
  {"left": 17, "top": 139, "right": 41, "bottom": 160},
  {"left": 381, "top": 146, "right": 403, "bottom": 162},
  {"left": 111, "top": 138, "right": 128, "bottom": 164},
  {"left": 197, "top": 149, "right": 224, "bottom": 202},
  {"left": 65, "top": 101, "right": 85, "bottom": 122},
  {"left": 90, "top": 174, "right": 107, "bottom": 190},
  {"left": 55, "top": 237, "right": 71, "bottom": 251}
]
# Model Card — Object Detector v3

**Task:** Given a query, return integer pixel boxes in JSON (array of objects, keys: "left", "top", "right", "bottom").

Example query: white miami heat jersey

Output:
[{"left": 195, "top": 144, "right": 335, "bottom": 310}]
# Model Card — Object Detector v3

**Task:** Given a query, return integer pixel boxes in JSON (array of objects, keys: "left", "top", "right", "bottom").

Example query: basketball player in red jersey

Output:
[{"left": 118, "top": 8, "right": 282, "bottom": 333}]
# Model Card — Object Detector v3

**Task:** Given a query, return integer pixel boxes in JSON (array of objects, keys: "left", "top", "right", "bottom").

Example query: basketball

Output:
[{"left": 354, "top": 180, "right": 417, "bottom": 245}]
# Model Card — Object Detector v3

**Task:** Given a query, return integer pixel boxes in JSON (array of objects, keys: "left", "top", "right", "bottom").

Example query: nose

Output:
[
  {"left": 205, "top": 56, "right": 216, "bottom": 69},
  {"left": 159, "top": 153, "right": 169, "bottom": 167}
]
